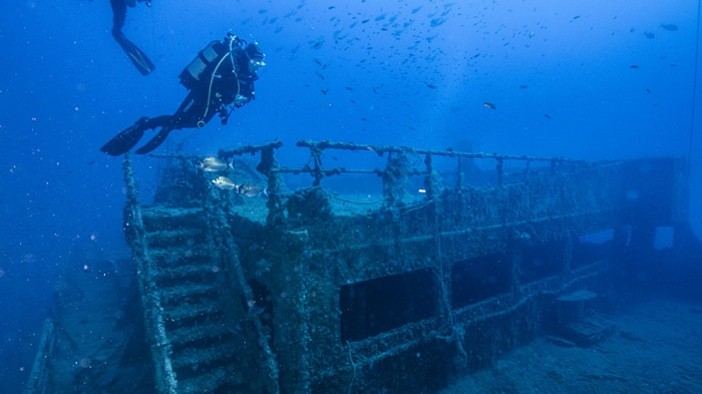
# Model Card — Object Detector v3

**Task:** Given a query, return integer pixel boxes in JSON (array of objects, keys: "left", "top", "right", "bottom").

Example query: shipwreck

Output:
[{"left": 25, "top": 140, "right": 694, "bottom": 393}]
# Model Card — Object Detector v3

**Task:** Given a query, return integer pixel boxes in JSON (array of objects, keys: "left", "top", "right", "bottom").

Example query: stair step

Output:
[
  {"left": 155, "top": 263, "right": 222, "bottom": 283},
  {"left": 149, "top": 247, "right": 212, "bottom": 265},
  {"left": 164, "top": 300, "right": 224, "bottom": 323},
  {"left": 171, "top": 341, "right": 238, "bottom": 372},
  {"left": 145, "top": 228, "right": 206, "bottom": 249},
  {"left": 168, "top": 322, "right": 234, "bottom": 348},
  {"left": 141, "top": 207, "right": 206, "bottom": 230},
  {"left": 177, "top": 365, "right": 242, "bottom": 394},
  {"left": 159, "top": 283, "right": 219, "bottom": 304},
  {"left": 141, "top": 206, "right": 204, "bottom": 218}
]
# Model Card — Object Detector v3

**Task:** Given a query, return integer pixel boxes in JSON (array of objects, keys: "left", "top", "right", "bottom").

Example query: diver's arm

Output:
[{"left": 235, "top": 76, "right": 256, "bottom": 106}]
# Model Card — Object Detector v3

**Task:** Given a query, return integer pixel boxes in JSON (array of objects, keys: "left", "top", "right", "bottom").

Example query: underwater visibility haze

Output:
[{"left": 1, "top": 0, "right": 701, "bottom": 392}]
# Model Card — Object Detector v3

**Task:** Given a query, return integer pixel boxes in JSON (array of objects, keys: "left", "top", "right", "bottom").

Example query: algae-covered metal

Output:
[{"left": 26, "top": 141, "right": 689, "bottom": 393}]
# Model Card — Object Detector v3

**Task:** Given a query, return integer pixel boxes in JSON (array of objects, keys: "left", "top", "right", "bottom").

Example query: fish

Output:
[
  {"left": 483, "top": 101, "right": 496, "bottom": 110},
  {"left": 212, "top": 176, "right": 266, "bottom": 196},
  {"left": 211, "top": 176, "right": 238, "bottom": 190},
  {"left": 236, "top": 184, "right": 268, "bottom": 197},
  {"left": 198, "top": 156, "right": 231, "bottom": 172},
  {"left": 659, "top": 23, "right": 678, "bottom": 31}
]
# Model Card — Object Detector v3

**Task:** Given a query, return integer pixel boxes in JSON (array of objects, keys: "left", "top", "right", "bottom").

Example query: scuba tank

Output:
[
  {"left": 180, "top": 34, "right": 244, "bottom": 127},
  {"left": 179, "top": 40, "right": 230, "bottom": 90}
]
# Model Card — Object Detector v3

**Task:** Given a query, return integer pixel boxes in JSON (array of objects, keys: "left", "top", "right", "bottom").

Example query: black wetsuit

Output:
[
  {"left": 143, "top": 43, "right": 256, "bottom": 131},
  {"left": 110, "top": 0, "right": 155, "bottom": 75},
  {"left": 100, "top": 38, "right": 259, "bottom": 156}
]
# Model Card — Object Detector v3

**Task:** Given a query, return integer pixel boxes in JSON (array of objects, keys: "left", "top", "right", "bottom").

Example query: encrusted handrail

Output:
[
  {"left": 147, "top": 140, "right": 592, "bottom": 219},
  {"left": 122, "top": 154, "right": 179, "bottom": 394},
  {"left": 292, "top": 140, "right": 586, "bottom": 207},
  {"left": 203, "top": 176, "right": 281, "bottom": 393},
  {"left": 296, "top": 139, "right": 583, "bottom": 163},
  {"left": 218, "top": 140, "right": 284, "bottom": 159}
]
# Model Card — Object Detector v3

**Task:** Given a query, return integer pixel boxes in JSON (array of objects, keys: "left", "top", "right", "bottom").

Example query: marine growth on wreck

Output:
[{"left": 24, "top": 140, "right": 691, "bottom": 393}]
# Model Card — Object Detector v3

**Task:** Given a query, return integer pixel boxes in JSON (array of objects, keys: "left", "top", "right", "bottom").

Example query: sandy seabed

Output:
[{"left": 441, "top": 298, "right": 702, "bottom": 394}]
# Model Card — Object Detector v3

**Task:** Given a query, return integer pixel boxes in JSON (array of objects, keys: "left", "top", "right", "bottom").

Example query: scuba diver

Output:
[
  {"left": 108, "top": 0, "right": 156, "bottom": 75},
  {"left": 101, "top": 33, "right": 266, "bottom": 156}
]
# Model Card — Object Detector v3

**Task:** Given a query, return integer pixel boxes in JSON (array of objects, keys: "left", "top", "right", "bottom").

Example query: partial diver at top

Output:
[
  {"left": 101, "top": 33, "right": 266, "bottom": 156},
  {"left": 100, "top": 0, "right": 156, "bottom": 75}
]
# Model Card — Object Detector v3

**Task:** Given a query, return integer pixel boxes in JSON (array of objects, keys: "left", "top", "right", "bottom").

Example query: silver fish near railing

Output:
[
  {"left": 198, "top": 156, "right": 231, "bottom": 172},
  {"left": 211, "top": 175, "right": 238, "bottom": 190},
  {"left": 211, "top": 175, "right": 266, "bottom": 197},
  {"left": 235, "top": 183, "right": 267, "bottom": 197}
]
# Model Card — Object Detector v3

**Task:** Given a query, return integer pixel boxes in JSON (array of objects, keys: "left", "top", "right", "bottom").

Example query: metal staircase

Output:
[{"left": 121, "top": 156, "right": 279, "bottom": 393}]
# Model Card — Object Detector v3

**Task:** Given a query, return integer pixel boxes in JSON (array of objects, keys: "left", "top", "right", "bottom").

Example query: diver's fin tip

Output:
[
  {"left": 100, "top": 122, "right": 146, "bottom": 156},
  {"left": 117, "top": 35, "right": 156, "bottom": 76},
  {"left": 135, "top": 61, "right": 155, "bottom": 76}
]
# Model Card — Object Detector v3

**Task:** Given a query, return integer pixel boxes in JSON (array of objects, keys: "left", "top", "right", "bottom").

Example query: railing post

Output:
[
  {"left": 310, "top": 145, "right": 324, "bottom": 186},
  {"left": 258, "top": 146, "right": 285, "bottom": 226},
  {"left": 455, "top": 156, "right": 464, "bottom": 190},
  {"left": 424, "top": 153, "right": 434, "bottom": 199},
  {"left": 496, "top": 157, "right": 504, "bottom": 186},
  {"left": 382, "top": 151, "right": 409, "bottom": 209}
]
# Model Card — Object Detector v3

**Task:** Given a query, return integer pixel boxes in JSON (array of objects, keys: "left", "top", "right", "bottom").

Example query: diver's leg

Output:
[
  {"left": 142, "top": 115, "right": 172, "bottom": 130},
  {"left": 100, "top": 115, "right": 177, "bottom": 156},
  {"left": 134, "top": 90, "right": 214, "bottom": 154},
  {"left": 134, "top": 127, "right": 175, "bottom": 155},
  {"left": 172, "top": 89, "right": 218, "bottom": 128},
  {"left": 110, "top": 0, "right": 126, "bottom": 34},
  {"left": 133, "top": 113, "right": 188, "bottom": 155},
  {"left": 110, "top": 0, "right": 155, "bottom": 75}
]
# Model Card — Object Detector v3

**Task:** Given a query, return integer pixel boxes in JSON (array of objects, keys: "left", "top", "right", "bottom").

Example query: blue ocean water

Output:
[{"left": 0, "top": 1, "right": 700, "bottom": 392}]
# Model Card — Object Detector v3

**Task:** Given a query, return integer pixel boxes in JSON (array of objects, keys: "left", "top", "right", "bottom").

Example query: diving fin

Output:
[
  {"left": 135, "top": 128, "right": 173, "bottom": 155},
  {"left": 116, "top": 35, "right": 155, "bottom": 76},
  {"left": 100, "top": 117, "right": 148, "bottom": 156}
]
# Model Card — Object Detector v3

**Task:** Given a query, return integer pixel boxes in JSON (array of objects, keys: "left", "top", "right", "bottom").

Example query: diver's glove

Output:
[{"left": 233, "top": 94, "right": 249, "bottom": 107}]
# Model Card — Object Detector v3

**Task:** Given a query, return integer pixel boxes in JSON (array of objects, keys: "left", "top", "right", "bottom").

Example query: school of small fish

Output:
[{"left": 241, "top": 3, "right": 679, "bottom": 123}]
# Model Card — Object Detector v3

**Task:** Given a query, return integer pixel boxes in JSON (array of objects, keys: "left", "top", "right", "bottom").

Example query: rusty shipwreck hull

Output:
[{"left": 26, "top": 141, "right": 690, "bottom": 393}]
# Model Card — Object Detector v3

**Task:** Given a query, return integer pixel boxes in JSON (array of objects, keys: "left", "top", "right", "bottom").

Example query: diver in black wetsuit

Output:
[
  {"left": 100, "top": 34, "right": 266, "bottom": 156},
  {"left": 108, "top": 0, "right": 156, "bottom": 75}
]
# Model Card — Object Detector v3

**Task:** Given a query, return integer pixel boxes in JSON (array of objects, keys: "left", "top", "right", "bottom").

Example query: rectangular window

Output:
[
  {"left": 520, "top": 242, "right": 564, "bottom": 283},
  {"left": 340, "top": 268, "right": 437, "bottom": 342},
  {"left": 574, "top": 229, "right": 615, "bottom": 268},
  {"left": 451, "top": 254, "right": 511, "bottom": 309}
]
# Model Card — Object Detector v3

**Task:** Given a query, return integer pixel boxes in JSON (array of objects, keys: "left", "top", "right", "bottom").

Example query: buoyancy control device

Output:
[{"left": 179, "top": 39, "right": 230, "bottom": 90}]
